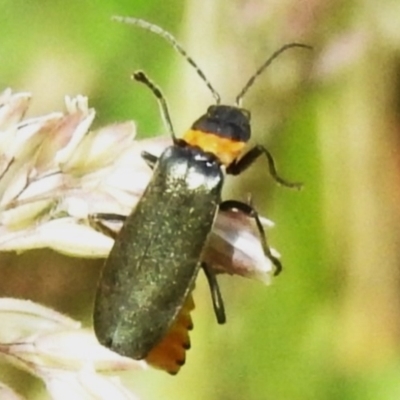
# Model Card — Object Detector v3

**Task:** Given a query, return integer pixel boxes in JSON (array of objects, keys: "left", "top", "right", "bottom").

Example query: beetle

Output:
[{"left": 93, "top": 17, "right": 310, "bottom": 374}]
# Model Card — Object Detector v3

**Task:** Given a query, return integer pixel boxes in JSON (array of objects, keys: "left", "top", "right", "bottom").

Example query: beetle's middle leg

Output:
[
  {"left": 88, "top": 213, "right": 127, "bottom": 239},
  {"left": 219, "top": 199, "right": 282, "bottom": 275}
]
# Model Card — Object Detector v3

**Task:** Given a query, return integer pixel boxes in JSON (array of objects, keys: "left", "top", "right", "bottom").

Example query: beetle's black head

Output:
[{"left": 191, "top": 105, "right": 251, "bottom": 142}]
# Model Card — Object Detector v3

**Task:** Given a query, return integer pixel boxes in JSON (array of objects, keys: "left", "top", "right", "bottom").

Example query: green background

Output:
[{"left": 1, "top": 1, "right": 400, "bottom": 399}]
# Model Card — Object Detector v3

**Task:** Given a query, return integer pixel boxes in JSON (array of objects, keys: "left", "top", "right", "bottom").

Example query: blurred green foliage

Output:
[{"left": 1, "top": 1, "right": 400, "bottom": 399}]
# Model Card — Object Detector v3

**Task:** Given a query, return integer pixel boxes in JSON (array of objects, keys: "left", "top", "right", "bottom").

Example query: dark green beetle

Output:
[{"left": 93, "top": 17, "right": 309, "bottom": 372}]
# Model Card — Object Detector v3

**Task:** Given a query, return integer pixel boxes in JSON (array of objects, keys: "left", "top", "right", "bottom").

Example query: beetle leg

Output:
[
  {"left": 219, "top": 199, "right": 282, "bottom": 275},
  {"left": 88, "top": 213, "right": 127, "bottom": 239},
  {"left": 201, "top": 262, "right": 226, "bottom": 324},
  {"left": 226, "top": 145, "right": 302, "bottom": 189},
  {"left": 141, "top": 151, "right": 158, "bottom": 169}
]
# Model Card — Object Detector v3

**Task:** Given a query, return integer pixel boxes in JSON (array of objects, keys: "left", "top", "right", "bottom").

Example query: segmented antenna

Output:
[
  {"left": 132, "top": 71, "right": 177, "bottom": 142},
  {"left": 235, "top": 43, "right": 312, "bottom": 106},
  {"left": 113, "top": 16, "right": 221, "bottom": 104}
]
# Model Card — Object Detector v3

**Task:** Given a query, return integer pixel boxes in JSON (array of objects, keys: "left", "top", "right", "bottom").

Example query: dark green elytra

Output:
[{"left": 94, "top": 144, "right": 223, "bottom": 359}]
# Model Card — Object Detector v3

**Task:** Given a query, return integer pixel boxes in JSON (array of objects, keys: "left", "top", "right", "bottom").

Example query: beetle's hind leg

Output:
[
  {"left": 202, "top": 262, "right": 226, "bottom": 324},
  {"left": 219, "top": 199, "right": 282, "bottom": 276}
]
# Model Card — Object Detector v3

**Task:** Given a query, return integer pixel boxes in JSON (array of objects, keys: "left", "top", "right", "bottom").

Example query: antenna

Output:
[
  {"left": 132, "top": 71, "right": 177, "bottom": 142},
  {"left": 235, "top": 43, "right": 312, "bottom": 106},
  {"left": 113, "top": 16, "right": 221, "bottom": 104}
]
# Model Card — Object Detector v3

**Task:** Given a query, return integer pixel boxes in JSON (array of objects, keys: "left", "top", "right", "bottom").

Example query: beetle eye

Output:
[
  {"left": 207, "top": 105, "right": 217, "bottom": 115},
  {"left": 241, "top": 109, "right": 251, "bottom": 121}
]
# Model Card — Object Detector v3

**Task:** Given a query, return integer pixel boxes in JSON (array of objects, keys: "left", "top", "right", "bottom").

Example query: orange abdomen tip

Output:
[{"left": 145, "top": 293, "right": 195, "bottom": 374}]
